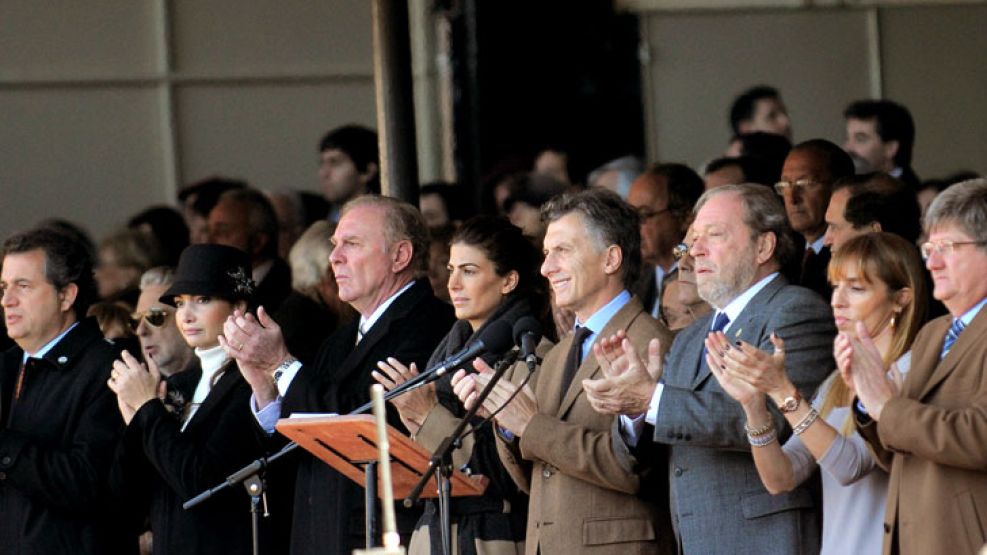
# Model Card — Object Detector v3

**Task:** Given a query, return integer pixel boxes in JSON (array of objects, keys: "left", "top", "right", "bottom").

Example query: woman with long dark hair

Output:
[{"left": 373, "top": 215, "right": 554, "bottom": 554}]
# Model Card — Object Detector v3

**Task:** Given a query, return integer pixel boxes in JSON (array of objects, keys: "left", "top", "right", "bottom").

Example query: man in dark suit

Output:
[
  {"left": 585, "top": 184, "right": 835, "bottom": 554},
  {"left": 208, "top": 187, "right": 293, "bottom": 312},
  {"left": 225, "top": 195, "right": 455, "bottom": 555},
  {"left": 850, "top": 178, "right": 987, "bottom": 554},
  {"left": 628, "top": 163, "right": 704, "bottom": 319},
  {"left": 776, "top": 139, "right": 855, "bottom": 301},
  {"left": 0, "top": 227, "right": 133, "bottom": 554}
]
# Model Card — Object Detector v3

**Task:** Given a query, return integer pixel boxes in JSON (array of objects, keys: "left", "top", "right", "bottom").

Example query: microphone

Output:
[
  {"left": 399, "top": 320, "right": 514, "bottom": 391},
  {"left": 513, "top": 316, "right": 543, "bottom": 372}
]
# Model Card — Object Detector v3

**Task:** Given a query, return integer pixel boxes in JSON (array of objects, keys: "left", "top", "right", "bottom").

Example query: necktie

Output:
[
  {"left": 13, "top": 358, "right": 35, "bottom": 403},
  {"left": 702, "top": 313, "right": 731, "bottom": 365},
  {"left": 710, "top": 312, "right": 731, "bottom": 334},
  {"left": 940, "top": 318, "right": 966, "bottom": 360},
  {"left": 560, "top": 325, "right": 593, "bottom": 395},
  {"left": 355, "top": 322, "right": 368, "bottom": 345}
]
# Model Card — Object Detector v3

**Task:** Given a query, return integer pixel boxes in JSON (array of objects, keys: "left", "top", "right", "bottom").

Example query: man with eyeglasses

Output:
[
  {"left": 776, "top": 139, "right": 855, "bottom": 301},
  {"left": 132, "top": 267, "right": 195, "bottom": 378},
  {"left": 627, "top": 163, "right": 705, "bottom": 319},
  {"left": 849, "top": 178, "right": 987, "bottom": 555}
]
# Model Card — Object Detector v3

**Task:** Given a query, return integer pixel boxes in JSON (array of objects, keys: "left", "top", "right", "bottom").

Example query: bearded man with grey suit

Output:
[{"left": 585, "top": 183, "right": 836, "bottom": 554}]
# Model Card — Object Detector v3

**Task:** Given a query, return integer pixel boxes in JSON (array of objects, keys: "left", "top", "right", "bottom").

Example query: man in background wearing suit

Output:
[
  {"left": 225, "top": 195, "right": 455, "bottom": 555},
  {"left": 585, "top": 184, "right": 835, "bottom": 554},
  {"left": 851, "top": 178, "right": 987, "bottom": 554},
  {"left": 455, "top": 188, "right": 676, "bottom": 554}
]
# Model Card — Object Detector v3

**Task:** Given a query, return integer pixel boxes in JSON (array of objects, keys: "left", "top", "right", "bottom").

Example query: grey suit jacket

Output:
[{"left": 636, "top": 274, "right": 835, "bottom": 554}]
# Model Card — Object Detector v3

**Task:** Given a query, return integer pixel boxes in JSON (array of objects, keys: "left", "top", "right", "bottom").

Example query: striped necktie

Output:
[{"left": 940, "top": 318, "right": 966, "bottom": 360}]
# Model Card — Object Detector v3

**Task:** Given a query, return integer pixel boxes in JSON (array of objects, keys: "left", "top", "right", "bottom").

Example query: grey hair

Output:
[
  {"left": 289, "top": 221, "right": 334, "bottom": 298},
  {"left": 924, "top": 178, "right": 987, "bottom": 251},
  {"left": 694, "top": 183, "right": 797, "bottom": 269},
  {"left": 340, "top": 195, "right": 430, "bottom": 277},
  {"left": 139, "top": 266, "right": 176, "bottom": 290}
]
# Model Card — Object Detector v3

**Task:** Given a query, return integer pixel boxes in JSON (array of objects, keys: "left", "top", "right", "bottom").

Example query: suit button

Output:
[
  {"left": 0, "top": 456, "right": 10, "bottom": 466},
  {"left": 0, "top": 471, "right": 6, "bottom": 480},
  {"left": 667, "top": 431, "right": 675, "bottom": 439},
  {"left": 676, "top": 432, "right": 684, "bottom": 440},
  {"left": 542, "top": 468, "right": 552, "bottom": 478},
  {"left": 673, "top": 466, "right": 683, "bottom": 477},
  {"left": 684, "top": 433, "right": 692, "bottom": 441},
  {"left": 884, "top": 523, "right": 891, "bottom": 533}
]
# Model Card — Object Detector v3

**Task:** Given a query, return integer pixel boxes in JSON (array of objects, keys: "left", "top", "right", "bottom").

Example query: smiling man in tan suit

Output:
[
  {"left": 851, "top": 178, "right": 987, "bottom": 555},
  {"left": 454, "top": 188, "right": 675, "bottom": 554}
]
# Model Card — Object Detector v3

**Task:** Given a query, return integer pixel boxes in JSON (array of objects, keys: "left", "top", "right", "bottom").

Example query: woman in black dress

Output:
[
  {"left": 374, "top": 216, "right": 555, "bottom": 555},
  {"left": 108, "top": 244, "right": 270, "bottom": 554}
]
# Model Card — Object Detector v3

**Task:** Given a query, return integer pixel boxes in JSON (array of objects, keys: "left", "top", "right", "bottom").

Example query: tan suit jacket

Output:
[
  {"left": 495, "top": 297, "right": 675, "bottom": 554},
  {"left": 859, "top": 306, "right": 987, "bottom": 555}
]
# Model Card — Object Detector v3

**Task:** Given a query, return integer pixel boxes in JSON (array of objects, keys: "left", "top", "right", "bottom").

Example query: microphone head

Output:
[
  {"left": 512, "top": 316, "right": 543, "bottom": 347},
  {"left": 479, "top": 319, "right": 514, "bottom": 356}
]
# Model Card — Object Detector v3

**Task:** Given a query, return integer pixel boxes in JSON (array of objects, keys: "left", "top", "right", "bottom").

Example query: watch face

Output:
[{"left": 782, "top": 397, "right": 799, "bottom": 412}]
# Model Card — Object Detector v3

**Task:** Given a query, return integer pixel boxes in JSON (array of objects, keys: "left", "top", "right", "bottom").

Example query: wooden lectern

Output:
[{"left": 276, "top": 414, "right": 487, "bottom": 499}]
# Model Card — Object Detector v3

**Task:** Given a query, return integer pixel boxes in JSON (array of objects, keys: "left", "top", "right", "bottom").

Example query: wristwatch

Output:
[
  {"left": 272, "top": 356, "right": 299, "bottom": 386},
  {"left": 777, "top": 390, "right": 802, "bottom": 413}
]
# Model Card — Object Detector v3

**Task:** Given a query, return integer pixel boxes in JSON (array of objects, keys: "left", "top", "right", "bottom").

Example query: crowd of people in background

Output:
[{"left": 0, "top": 87, "right": 984, "bottom": 555}]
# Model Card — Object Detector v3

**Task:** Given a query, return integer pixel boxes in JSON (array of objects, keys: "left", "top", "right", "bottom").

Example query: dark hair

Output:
[
  {"left": 37, "top": 219, "right": 96, "bottom": 266},
  {"left": 832, "top": 172, "right": 922, "bottom": 244},
  {"left": 3, "top": 227, "right": 98, "bottom": 320},
  {"left": 128, "top": 206, "right": 189, "bottom": 267},
  {"left": 541, "top": 188, "right": 642, "bottom": 289},
  {"left": 646, "top": 163, "right": 705, "bottom": 221},
  {"left": 790, "top": 139, "right": 856, "bottom": 184},
  {"left": 843, "top": 100, "right": 915, "bottom": 168},
  {"left": 729, "top": 85, "right": 781, "bottom": 135},
  {"left": 319, "top": 125, "right": 380, "bottom": 194},
  {"left": 420, "top": 181, "right": 470, "bottom": 224},
  {"left": 452, "top": 216, "right": 555, "bottom": 340},
  {"left": 179, "top": 176, "right": 247, "bottom": 211},
  {"left": 217, "top": 188, "right": 281, "bottom": 260},
  {"left": 740, "top": 132, "right": 792, "bottom": 184}
]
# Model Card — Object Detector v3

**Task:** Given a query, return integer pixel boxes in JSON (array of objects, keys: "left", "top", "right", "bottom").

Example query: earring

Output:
[{"left": 890, "top": 311, "right": 899, "bottom": 331}]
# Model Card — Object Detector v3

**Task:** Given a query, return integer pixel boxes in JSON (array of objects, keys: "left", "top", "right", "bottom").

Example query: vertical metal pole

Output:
[
  {"left": 365, "top": 460, "right": 379, "bottom": 548},
  {"left": 371, "top": 0, "right": 420, "bottom": 204}
]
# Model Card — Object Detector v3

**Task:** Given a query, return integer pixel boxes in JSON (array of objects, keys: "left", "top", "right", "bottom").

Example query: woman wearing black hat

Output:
[{"left": 108, "top": 244, "right": 269, "bottom": 555}]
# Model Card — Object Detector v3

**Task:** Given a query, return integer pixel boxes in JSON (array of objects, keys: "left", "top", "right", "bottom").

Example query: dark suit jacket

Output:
[
  {"left": 0, "top": 318, "right": 135, "bottom": 554},
  {"left": 799, "top": 245, "right": 832, "bottom": 303},
  {"left": 857, "top": 307, "right": 987, "bottom": 555},
  {"left": 280, "top": 279, "right": 455, "bottom": 555},
  {"left": 113, "top": 362, "right": 268, "bottom": 555},
  {"left": 254, "top": 257, "right": 292, "bottom": 313},
  {"left": 637, "top": 275, "right": 835, "bottom": 554}
]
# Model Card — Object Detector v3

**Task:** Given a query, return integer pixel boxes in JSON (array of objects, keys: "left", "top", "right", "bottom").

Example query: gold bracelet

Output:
[{"left": 744, "top": 420, "right": 774, "bottom": 437}]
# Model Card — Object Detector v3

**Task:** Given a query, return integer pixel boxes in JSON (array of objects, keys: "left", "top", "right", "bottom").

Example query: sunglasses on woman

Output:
[{"left": 129, "top": 308, "right": 171, "bottom": 331}]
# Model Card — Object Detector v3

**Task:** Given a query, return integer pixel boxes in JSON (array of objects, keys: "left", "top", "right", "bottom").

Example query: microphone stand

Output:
[
  {"left": 402, "top": 352, "right": 519, "bottom": 555},
  {"left": 183, "top": 358, "right": 486, "bottom": 553}
]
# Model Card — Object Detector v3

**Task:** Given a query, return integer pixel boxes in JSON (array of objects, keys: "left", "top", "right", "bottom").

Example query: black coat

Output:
[
  {"left": 280, "top": 278, "right": 455, "bottom": 555},
  {"left": 254, "top": 257, "right": 293, "bottom": 313},
  {"left": 0, "top": 318, "right": 136, "bottom": 555},
  {"left": 113, "top": 361, "right": 270, "bottom": 555}
]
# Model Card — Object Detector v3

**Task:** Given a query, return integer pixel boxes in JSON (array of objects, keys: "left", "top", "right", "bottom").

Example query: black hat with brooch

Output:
[{"left": 159, "top": 244, "right": 255, "bottom": 306}]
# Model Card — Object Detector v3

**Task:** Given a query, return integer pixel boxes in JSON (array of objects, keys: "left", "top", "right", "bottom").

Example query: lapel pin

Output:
[
  {"left": 733, "top": 328, "right": 743, "bottom": 338},
  {"left": 57, "top": 356, "right": 68, "bottom": 364}
]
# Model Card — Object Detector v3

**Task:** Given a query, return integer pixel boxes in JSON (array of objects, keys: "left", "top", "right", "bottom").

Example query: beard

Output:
[{"left": 696, "top": 240, "right": 759, "bottom": 309}]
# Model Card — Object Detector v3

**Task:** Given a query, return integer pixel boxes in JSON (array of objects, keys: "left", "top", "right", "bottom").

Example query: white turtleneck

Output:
[{"left": 182, "top": 344, "right": 229, "bottom": 431}]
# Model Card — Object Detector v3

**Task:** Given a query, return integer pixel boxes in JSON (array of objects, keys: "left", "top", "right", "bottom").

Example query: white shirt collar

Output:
[
  {"left": 717, "top": 272, "right": 779, "bottom": 329},
  {"left": 358, "top": 280, "right": 416, "bottom": 337},
  {"left": 22, "top": 321, "right": 79, "bottom": 364},
  {"left": 807, "top": 236, "right": 825, "bottom": 255}
]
